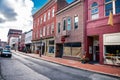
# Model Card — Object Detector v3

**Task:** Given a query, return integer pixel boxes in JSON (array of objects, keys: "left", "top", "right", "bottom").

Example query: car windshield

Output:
[{"left": 3, "top": 50, "right": 10, "bottom": 52}]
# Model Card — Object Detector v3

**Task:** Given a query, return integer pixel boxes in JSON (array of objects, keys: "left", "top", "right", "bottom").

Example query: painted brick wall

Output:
[
  {"left": 56, "top": 1, "right": 84, "bottom": 43},
  {"left": 86, "top": 0, "right": 120, "bottom": 64}
]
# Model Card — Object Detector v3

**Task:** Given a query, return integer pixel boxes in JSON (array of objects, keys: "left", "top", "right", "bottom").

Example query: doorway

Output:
[
  {"left": 93, "top": 36, "right": 99, "bottom": 62},
  {"left": 56, "top": 44, "right": 63, "bottom": 58}
]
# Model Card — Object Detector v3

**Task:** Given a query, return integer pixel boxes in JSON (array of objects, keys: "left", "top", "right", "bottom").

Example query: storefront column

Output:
[{"left": 99, "top": 34, "right": 104, "bottom": 64}]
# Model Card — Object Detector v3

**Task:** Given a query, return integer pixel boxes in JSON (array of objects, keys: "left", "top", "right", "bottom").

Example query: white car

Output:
[{"left": 1, "top": 49, "right": 12, "bottom": 57}]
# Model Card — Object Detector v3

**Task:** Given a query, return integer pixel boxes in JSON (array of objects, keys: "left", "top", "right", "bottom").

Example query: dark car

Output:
[{"left": 1, "top": 49, "right": 12, "bottom": 57}]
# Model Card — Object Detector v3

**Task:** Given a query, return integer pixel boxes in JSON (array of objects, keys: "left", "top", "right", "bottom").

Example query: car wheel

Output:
[{"left": 9, "top": 55, "right": 12, "bottom": 58}]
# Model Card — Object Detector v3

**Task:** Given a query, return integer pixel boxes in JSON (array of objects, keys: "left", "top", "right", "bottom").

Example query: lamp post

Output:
[{"left": 40, "top": 34, "right": 42, "bottom": 57}]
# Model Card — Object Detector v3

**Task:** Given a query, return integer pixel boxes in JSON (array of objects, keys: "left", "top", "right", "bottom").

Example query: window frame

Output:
[
  {"left": 52, "top": 8, "right": 55, "bottom": 17},
  {"left": 67, "top": 17, "right": 71, "bottom": 31},
  {"left": 48, "top": 10, "right": 50, "bottom": 20},
  {"left": 74, "top": 16, "right": 79, "bottom": 29},
  {"left": 57, "top": 22, "right": 60, "bottom": 33},
  {"left": 63, "top": 18, "right": 66, "bottom": 31},
  {"left": 105, "top": 0, "right": 120, "bottom": 16},
  {"left": 91, "top": 2, "right": 99, "bottom": 20},
  {"left": 51, "top": 23, "right": 54, "bottom": 34}
]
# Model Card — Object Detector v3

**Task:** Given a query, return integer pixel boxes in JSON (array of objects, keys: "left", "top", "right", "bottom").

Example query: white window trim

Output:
[
  {"left": 48, "top": 10, "right": 50, "bottom": 20},
  {"left": 105, "top": 0, "right": 116, "bottom": 16},
  {"left": 74, "top": 15, "right": 79, "bottom": 29},
  {"left": 44, "top": 13, "right": 46, "bottom": 22},
  {"left": 51, "top": 23, "right": 54, "bottom": 34},
  {"left": 41, "top": 17, "right": 42, "bottom": 24},
  {"left": 91, "top": 2, "right": 99, "bottom": 20},
  {"left": 52, "top": 8, "right": 55, "bottom": 17}
]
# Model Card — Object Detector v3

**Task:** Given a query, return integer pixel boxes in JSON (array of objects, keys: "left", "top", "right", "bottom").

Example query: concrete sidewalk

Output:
[{"left": 12, "top": 50, "right": 120, "bottom": 78}]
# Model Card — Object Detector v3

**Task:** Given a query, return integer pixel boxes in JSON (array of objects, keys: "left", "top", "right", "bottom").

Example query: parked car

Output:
[{"left": 1, "top": 49, "right": 12, "bottom": 57}]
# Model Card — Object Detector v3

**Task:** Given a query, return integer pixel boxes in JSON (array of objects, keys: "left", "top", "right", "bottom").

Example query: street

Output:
[{"left": 0, "top": 53, "right": 119, "bottom": 80}]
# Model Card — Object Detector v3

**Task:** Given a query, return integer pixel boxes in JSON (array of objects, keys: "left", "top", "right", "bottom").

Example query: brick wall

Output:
[{"left": 56, "top": 1, "right": 84, "bottom": 43}]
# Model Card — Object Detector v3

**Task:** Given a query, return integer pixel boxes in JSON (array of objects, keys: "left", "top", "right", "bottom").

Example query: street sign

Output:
[{"left": 61, "top": 36, "right": 65, "bottom": 43}]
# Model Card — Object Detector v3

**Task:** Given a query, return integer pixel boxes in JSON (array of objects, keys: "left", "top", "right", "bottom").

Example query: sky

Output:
[{"left": 0, "top": 0, "right": 74, "bottom": 42}]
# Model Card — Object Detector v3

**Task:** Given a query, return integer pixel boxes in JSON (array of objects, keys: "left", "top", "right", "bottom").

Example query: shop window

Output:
[
  {"left": 49, "top": 46, "right": 54, "bottom": 53},
  {"left": 105, "top": 0, "right": 120, "bottom": 16},
  {"left": 105, "top": 45, "right": 120, "bottom": 57},
  {"left": 49, "top": 40, "right": 54, "bottom": 45},
  {"left": 91, "top": 2, "right": 99, "bottom": 20}
]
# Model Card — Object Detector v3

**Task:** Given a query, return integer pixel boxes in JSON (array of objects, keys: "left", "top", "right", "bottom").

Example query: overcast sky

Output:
[{"left": 0, "top": 0, "right": 74, "bottom": 42}]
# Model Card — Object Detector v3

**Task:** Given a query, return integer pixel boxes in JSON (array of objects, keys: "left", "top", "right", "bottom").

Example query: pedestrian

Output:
[{"left": 39, "top": 49, "right": 41, "bottom": 57}]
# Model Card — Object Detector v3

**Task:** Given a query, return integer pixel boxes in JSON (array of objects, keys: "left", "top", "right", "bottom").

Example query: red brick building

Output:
[
  {"left": 32, "top": 0, "right": 68, "bottom": 56},
  {"left": 19, "top": 32, "right": 26, "bottom": 52},
  {"left": 7, "top": 29, "right": 22, "bottom": 50},
  {"left": 85, "top": 0, "right": 120, "bottom": 65},
  {"left": 56, "top": 0, "right": 84, "bottom": 58}
]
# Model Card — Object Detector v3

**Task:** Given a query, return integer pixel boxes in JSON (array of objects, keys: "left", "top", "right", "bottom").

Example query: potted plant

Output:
[{"left": 80, "top": 55, "right": 89, "bottom": 64}]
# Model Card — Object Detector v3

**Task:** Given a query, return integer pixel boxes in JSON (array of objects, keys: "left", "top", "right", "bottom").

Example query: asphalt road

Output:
[{"left": 0, "top": 53, "right": 120, "bottom": 80}]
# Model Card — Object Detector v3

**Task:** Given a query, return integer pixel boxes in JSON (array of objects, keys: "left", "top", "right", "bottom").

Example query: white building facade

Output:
[{"left": 25, "top": 29, "right": 32, "bottom": 53}]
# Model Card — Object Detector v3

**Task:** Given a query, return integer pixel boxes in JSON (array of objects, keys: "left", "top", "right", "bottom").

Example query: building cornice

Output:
[
  {"left": 33, "top": 0, "right": 56, "bottom": 18},
  {"left": 56, "top": 0, "right": 81, "bottom": 15}
]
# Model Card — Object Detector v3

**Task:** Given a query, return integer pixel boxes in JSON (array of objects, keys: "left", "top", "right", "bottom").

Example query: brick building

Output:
[
  {"left": 7, "top": 29, "right": 22, "bottom": 50},
  {"left": 19, "top": 32, "right": 26, "bottom": 52},
  {"left": 32, "top": 0, "right": 68, "bottom": 56},
  {"left": 85, "top": 0, "right": 120, "bottom": 65},
  {"left": 55, "top": 0, "right": 84, "bottom": 59}
]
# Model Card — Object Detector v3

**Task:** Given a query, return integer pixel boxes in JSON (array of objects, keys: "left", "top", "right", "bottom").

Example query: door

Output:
[
  {"left": 56, "top": 44, "right": 63, "bottom": 58},
  {"left": 93, "top": 37, "right": 99, "bottom": 62}
]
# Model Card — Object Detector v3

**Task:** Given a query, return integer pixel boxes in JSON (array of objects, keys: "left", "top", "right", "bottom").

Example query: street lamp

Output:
[{"left": 40, "top": 34, "right": 42, "bottom": 57}]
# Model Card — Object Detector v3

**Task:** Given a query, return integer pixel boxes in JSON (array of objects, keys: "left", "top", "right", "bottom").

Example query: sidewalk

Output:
[{"left": 12, "top": 50, "right": 120, "bottom": 77}]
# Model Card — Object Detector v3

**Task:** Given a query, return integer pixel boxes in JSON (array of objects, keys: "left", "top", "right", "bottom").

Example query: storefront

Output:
[
  {"left": 45, "top": 38, "right": 55, "bottom": 57},
  {"left": 103, "top": 33, "right": 120, "bottom": 66}
]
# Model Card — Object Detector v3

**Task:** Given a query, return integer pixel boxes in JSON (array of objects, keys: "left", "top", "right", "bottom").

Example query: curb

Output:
[
  {"left": 0, "top": 63, "right": 4, "bottom": 80},
  {"left": 12, "top": 51, "right": 120, "bottom": 78}
]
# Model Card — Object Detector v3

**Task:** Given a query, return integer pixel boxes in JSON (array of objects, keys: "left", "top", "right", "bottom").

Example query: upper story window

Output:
[
  {"left": 57, "top": 22, "right": 60, "bottom": 33},
  {"left": 37, "top": 18, "right": 39, "bottom": 26},
  {"left": 48, "top": 10, "right": 50, "bottom": 20},
  {"left": 67, "top": 17, "right": 71, "bottom": 30},
  {"left": 33, "top": 21, "right": 36, "bottom": 28},
  {"left": 37, "top": 30, "right": 39, "bottom": 38},
  {"left": 41, "top": 17, "right": 42, "bottom": 24},
  {"left": 63, "top": 19, "right": 66, "bottom": 31},
  {"left": 44, "top": 13, "right": 46, "bottom": 22},
  {"left": 74, "top": 16, "right": 78, "bottom": 29},
  {"left": 105, "top": 0, "right": 120, "bottom": 16},
  {"left": 52, "top": 8, "right": 55, "bottom": 17},
  {"left": 91, "top": 2, "right": 99, "bottom": 20},
  {"left": 43, "top": 27, "right": 46, "bottom": 36},
  {"left": 40, "top": 29, "right": 42, "bottom": 37},
  {"left": 51, "top": 23, "right": 54, "bottom": 34},
  {"left": 47, "top": 26, "right": 49, "bottom": 35},
  {"left": 39, "top": 18, "right": 41, "bottom": 25}
]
